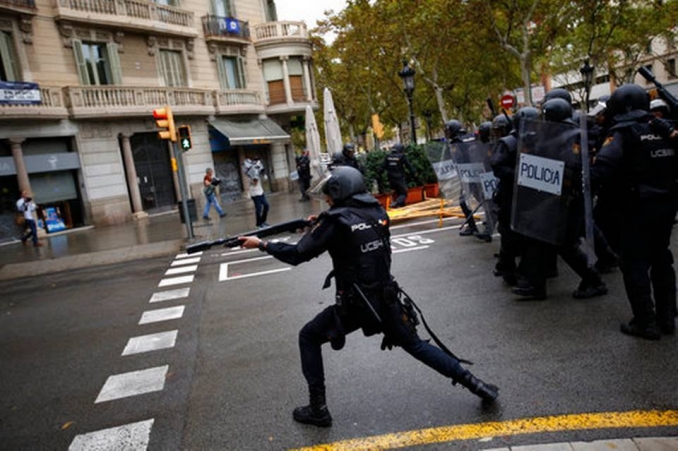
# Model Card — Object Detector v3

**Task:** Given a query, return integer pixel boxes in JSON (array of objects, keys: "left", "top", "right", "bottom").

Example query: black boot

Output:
[
  {"left": 293, "top": 386, "right": 332, "bottom": 427},
  {"left": 456, "top": 372, "right": 499, "bottom": 402}
]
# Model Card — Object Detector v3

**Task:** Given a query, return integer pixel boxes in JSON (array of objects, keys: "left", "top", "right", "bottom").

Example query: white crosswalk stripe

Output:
[
  {"left": 158, "top": 275, "right": 194, "bottom": 287},
  {"left": 95, "top": 366, "right": 168, "bottom": 403},
  {"left": 139, "top": 306, "right": 185, "bottom": 325},
  {"left": 175, "top": 251, "right": 202, "bottom": 259},
  {"left": 164, "top": 265, "right": 198, "bottom": 276},
  {"left": 69, "top": 419, "right": 154, "bottom": 451},
  {"left": 149, "top": 287, "right": 190, "bottom": 303},
  {"left": 170, "top": 257, "right": 201, "bottom": 266},
  {"left": 122, "top": 330, "right": 178, "bottom": 356}
]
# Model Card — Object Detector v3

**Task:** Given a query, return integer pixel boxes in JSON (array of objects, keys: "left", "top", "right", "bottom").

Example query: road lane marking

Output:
[
  {"left": 95, "top": 366, "right": 168, "bottom": 403},
  {"left": 289, "top": 410, "right": 678, "bottom": 451},
  {"left": 164, "top": 265, "right": 198, "bottom": 276},
  {"left": 219, "top": 264, "right": 290, "bottom": 281},
  {"left": 69, "top": 419, "right": 154, "bottom": 450},
  {"left": 122, "top": 330, "right": 178, "bottom": 356},
  {"left": 176, "top": 251, "right": 202, "bottom": 258},
  {"left": 393, "top": 245, "right": 430, "bottom": 254},
  {"left": 139, "top": 306, "right": 185, "bottom": 325},
  {"left": 158, "top": 275, "right": 194, "bottom": 287},
  {"left": 149, "top": 287, "right": 190, "bottom": 303},
  {"left": 171, "top": 256, "right": 201, "bottom": 266}
]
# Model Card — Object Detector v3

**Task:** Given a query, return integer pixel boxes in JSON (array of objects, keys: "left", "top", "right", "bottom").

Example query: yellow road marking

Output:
[{"left": 289, "top": 410, "right": 678, "bottom": 451}]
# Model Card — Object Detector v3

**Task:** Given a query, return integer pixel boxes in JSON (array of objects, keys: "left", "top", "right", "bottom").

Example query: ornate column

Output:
[
  {"left": 120, "top": 133, "right": 147, "bottom": 219},
  {"left": 303, "top": 57, "right": 313, "bottom": 102},
  {"left": 10, "top": 138, "right": 30, "bottom": 194},
  {"left": 280, "top": 56, "right": 293, "bottom": 104}
]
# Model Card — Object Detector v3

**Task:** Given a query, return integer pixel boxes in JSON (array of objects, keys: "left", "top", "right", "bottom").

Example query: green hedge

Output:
[{"left": 360, "top": 144, "right": 438, "bottom": 194}]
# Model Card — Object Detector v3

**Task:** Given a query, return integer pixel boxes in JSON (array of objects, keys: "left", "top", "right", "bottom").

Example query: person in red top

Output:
[{"left": 202, "top": 168, "right": 225, "bottom": 220}]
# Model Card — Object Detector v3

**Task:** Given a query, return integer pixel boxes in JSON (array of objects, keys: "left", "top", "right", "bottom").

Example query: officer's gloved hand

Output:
[
  {"left": 380, "top": 335, "right": 395, "bottom": 351},
  {"left": 649, "top": 117, "right": 677, "bottom": 140}
]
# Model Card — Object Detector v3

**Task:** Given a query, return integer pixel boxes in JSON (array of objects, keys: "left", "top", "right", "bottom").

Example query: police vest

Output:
[
  {"left": 618, "top": 122, "right": 677, "bottom": 200},
  {"left": 324, "top": 205, "right": 392, "bottom": 292},
  {"left": 386, "top": 154, "right": 405, "bottom": 178}
]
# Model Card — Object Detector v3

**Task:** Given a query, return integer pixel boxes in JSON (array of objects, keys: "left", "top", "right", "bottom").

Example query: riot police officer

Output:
[
  {"left": 592, "top": 84, "right": 678, "bottom": 340},
  {"left": 330, "top": 143, "right": 363, "bottom": 173},
  {"left": 445, "top": 119, "right": 481, "bottom": 236},
  {"left": 239, "top": 166, "right": 499, "bottom": 427},
  {"left": 381, "top": 143, "right": 417, "bottom": 208}
]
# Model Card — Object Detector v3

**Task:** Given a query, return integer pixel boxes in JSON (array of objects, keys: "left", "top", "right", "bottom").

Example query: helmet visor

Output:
[{"left": 306, "top": 171, "right": 333, "bottom": 200}]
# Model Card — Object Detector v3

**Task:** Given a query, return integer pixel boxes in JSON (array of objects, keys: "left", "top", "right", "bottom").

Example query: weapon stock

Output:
[
  {"left": 637, "top": 66, "right": 678, "bottom": 118},
  {"left": 186, "top": 218, "right": 313, "bottom": 254},
  {"left": 486, "top": 97, "right": 497, "bottom": 117}
]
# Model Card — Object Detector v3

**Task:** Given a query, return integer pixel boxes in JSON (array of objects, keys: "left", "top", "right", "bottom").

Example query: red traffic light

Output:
[{"left": 152, "top": 106, "right": 176, "bottom": 141}]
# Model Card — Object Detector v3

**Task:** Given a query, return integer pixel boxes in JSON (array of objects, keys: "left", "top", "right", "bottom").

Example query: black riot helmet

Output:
[
  {"left": 321, "top": 166, "right": 367, "bottom": 202},
  {"left": 391, "top": 143, "right": 405, "bottom": 154},
  {"left": 477, "top": 121, "right": 492, "bottom": 143},
  {"left": 541, "top": 98, "right": 573, "bottom": 123},
  {"left": 607, "top": 84, "right": 650, "bottom": 122},
  {"left": 512, "top": 106, "right": 539, "bottom": 134},
  {"left": 543, "top": 88, "right": 572, "bottom": 105},
  {"left": 491, "top": 114, "right": 512, "bottom": 138},
  {"left": 342, "top": 143, "right": 356, "bottom": 157},
  {"left": 444, "top": 119, "right": 465, "bottom": 139}
]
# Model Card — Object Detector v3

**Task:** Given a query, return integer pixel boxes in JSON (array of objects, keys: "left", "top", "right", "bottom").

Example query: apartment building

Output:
[{"left": 0, "top": 0, "right": 316, "bottom": 241}]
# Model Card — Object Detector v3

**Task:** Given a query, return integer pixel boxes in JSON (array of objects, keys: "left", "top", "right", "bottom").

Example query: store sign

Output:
[
  {"left": 24, "top": 153, "right": 81, "bottom": 173},
  {"left": 0, "top": 81, "right": 41, "bottom": 105}
]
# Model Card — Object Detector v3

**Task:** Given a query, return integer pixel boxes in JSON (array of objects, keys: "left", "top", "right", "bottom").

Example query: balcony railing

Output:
[
  {"left": 0, "top": 0, "right": 37, "bottom": 11},
  {"left": 202, "top": 15, "right": 250, "bottom": 42},
  {"left": 215, "top": 89, "right": 263, "bottom": 114},
  {"left": 252, "top": 21, "right": 308, "bottom": 43},
  {"left": 0, "top": 86, "right": 68, "bottom": 119},
  {"left": 53, "top": 0, "right": 195, "bottom": 35}
]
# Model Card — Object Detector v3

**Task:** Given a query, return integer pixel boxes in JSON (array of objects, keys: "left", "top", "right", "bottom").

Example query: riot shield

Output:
[
  {"left": 423, "top": 140, "right": 460, "bottom": 200},
  {"left": 511, "top": 118, "right": 582, "bottom": 245}
]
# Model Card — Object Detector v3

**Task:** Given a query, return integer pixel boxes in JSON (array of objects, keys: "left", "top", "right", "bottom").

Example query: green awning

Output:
[{"left": 209, "top": 117, "right": 290, "bottom": 146}]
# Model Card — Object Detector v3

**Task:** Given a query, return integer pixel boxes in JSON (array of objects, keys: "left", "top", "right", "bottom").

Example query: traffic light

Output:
[
  {"left": 178, "top": 125, "right": 192, "bottom": 151},
  {"left": 152, "top": 106, "right": 176, "bottom": 142}
]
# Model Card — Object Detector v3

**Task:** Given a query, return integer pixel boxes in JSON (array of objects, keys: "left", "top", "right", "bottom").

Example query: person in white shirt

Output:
[
  {"left": 16, "top": 191, "right": 42, "bottom": 247},
  {"left": 244, "top": 157, "right": 270, "bottom": 228}
]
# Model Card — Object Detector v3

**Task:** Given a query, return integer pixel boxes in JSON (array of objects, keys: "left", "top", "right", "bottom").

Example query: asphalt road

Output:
[{"left": 1, "top": 217, "right": 677, "bottom": 450}]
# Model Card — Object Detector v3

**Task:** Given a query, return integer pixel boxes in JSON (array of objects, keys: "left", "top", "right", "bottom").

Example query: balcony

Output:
[
  {"left": 0, "top": 86, "right": 68, "bottom": 120},
  {"left": 0, "top": 0, "right": 37, "bottom": 14},
  {"left": 53, "top": 0, "right": 197, "bottom": 38},
  {"left": 215, "top": 89, "right": 264, "bottom": 115},
  {"left": 202, "top": 15, "right": 250, "bottom": 45},
  {"left": 252, "top": 21, "right": 308, "bottom": 43}
]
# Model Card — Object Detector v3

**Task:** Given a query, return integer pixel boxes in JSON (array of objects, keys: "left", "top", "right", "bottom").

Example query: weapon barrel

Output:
[{"left": 637, "top": 66, "right": 657, "bottom": 84}]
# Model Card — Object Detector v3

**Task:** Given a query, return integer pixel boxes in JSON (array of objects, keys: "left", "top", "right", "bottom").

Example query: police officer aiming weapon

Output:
[
  {"left": 637, "top": 66, "right": 678, "bottom": 120},
  {"left": 238, "top": 166, "right": 498, "bottom": 428},
  {"left": 185, "top": 218, "right": 312, "bottom": 254}
]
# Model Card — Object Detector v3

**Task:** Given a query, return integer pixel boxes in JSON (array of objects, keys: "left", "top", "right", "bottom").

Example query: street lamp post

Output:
[
  {"left": 580, "top": 59, "right": 594, "bottom": 113},
  {"left": 398, "top": 61, "right": 416, "bottom": 144}
]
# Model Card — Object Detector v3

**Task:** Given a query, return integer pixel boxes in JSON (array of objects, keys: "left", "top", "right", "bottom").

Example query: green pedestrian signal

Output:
[{"left": 178, "top": 125, "right": 192, "bottom": 151}]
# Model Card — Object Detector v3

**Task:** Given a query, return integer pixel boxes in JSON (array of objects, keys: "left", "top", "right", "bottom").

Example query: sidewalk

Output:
[{"left": 0, "top": 190, "right": 320, "bottom": 281}]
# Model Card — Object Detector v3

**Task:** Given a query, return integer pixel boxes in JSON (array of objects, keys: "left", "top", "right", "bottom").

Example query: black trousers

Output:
[
  {"left": 298, "top": 302, "right": 467, "bottom": 390},
  {"left": 620, "top": 201, "right": 677, "bottom": 328},
  {"left": 389, "top": 177, "right": 408, "bottom": 206}
]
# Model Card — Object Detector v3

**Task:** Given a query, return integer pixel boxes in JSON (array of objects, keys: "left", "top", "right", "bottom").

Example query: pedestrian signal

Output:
[
  {"left": 178, "top": 125, "right": 192, "bottom": 151},
  {"left": 152, "top": 106, "right": 176, "bottom": 142}
]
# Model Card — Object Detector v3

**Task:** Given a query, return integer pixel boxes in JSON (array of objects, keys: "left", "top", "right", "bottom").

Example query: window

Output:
[
  {"left": 217, "top": 55, "right": 245, "bottom": 89},
  {"left": 264, "top": 0, "right": 277, "bottom": 21},
  {"left": 213, "top": 0, "right": 234, "bottom": 17},
  {"left": 288, "top": 58, "right": 305, "bottom": 101},
  {"left": 73, "top": 40, "right": 122, "bottom": 85},
  {"left": 0, "top": 31, "right": 19, "bottom": 82},
  {"left": 667, "top": 58, "right": 676, "bottom": 78},
  {"left": 263, "top": 59, "right": 285, "bottom": 104},
  {"left": 159, "top": 49, "right": 186, "bottom": 87}
]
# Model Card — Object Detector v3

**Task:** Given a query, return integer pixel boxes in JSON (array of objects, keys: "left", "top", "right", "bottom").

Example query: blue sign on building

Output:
[{"left": 0, "top": 81, "right": 41, "bottom": 105}]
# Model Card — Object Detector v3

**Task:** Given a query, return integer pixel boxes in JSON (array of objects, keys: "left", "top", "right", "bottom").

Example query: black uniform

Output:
[
  {"left": 381, "top": 147, "right": 416, "bottom": 208},
  {"left": 593, "top": 116, "right": 678, "bottom": 338},
  {"left": 260, "top": 178, "right": 497, "bottom": 426},
  {"left": 295, "top": 153, "right": 312, "bottom": 201}
]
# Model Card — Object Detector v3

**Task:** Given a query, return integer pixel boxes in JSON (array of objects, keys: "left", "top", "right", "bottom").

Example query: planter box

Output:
[
  {"left": 424, "top": 183, "right": 439, "bottom": 198},
  {"left": 406, "top": 186, "right": 425, "bottom": 205},
  {"left": 373, "top": 193, "right": 390, "bottom": 209}
]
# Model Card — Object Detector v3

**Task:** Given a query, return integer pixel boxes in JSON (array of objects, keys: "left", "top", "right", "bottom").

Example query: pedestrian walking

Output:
[
  {"left": 16, "top": 191, "right": 42, "bottom": 247},
  {"left": 202, "top": 168, "right": 226, "bottom": 221},
  {"left": 244, "top": 157, "right": 269, "bottom": 228}
]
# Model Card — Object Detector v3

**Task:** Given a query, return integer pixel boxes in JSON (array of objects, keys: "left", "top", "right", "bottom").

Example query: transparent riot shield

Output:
[
  {"left": 423, "top": 140, "right": 460, "bottom": 200},
  {"left": 511, "top": 118, "right": 582, "bottom": 245}
]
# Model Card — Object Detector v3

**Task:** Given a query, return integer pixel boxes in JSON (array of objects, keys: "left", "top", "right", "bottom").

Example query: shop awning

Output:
[{"left": 209, "top": 117, "right": 290, "bottom": 146}]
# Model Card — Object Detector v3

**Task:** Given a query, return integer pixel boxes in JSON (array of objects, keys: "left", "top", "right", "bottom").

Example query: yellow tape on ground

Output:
[{"left": 289, "top": 410, "right": 678, "bottom": 451}]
